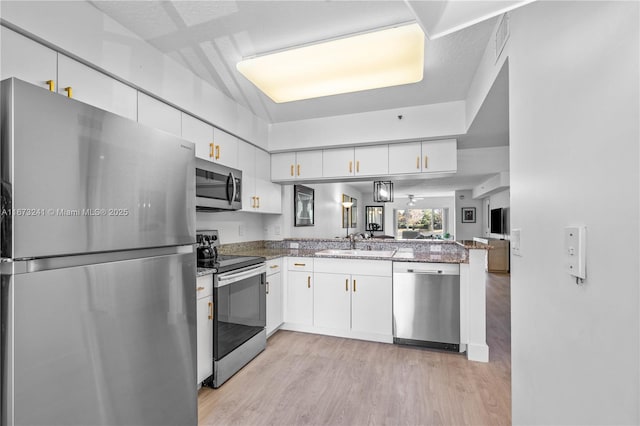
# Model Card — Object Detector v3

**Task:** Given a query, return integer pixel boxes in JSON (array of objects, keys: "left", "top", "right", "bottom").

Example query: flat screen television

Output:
[{"left": 490, "top": 208, "right": 505, "bottom": 234}]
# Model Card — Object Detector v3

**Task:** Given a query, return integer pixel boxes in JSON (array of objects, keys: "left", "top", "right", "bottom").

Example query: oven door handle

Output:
[{"left": 216, "top": 263, "right": 266, "bottom": 287}]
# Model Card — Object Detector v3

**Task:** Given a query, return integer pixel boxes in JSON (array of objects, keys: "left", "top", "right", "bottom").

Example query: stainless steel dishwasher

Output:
[{"left": 393, "top": 262, "right": 460, "bottom": 351}]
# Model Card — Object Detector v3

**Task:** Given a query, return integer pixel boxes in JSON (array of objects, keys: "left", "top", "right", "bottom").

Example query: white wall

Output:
[
  {"left": 507, "top": 2, "right": 639, "bottom": 424},
  {"left": 455, "top": 190, "right": 483, "bottom": 240},
  {"left": 196, "top": 212, "right": 266, "bottom": 244},
  {"left": 268, "top": 101, "right": 466, "bottom": 151},
  {"left": 264, "top": 182, "right": 364, "bottom": 240}
]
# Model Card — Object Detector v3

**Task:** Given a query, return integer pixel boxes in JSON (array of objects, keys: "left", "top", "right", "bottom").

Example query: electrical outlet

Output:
[
  {"left": 290, "top": 242, "right": 299, "bottom": 249},
  {"left": 275, "top": 225, "right": 281, "bottom": 235},
  {"left": 238, "top": 225, "right": 245, "bottom": 237}
]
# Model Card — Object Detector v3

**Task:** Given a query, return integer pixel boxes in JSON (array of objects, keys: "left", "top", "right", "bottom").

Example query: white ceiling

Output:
[{"left": 91, "top": 1, "right": 497, "bottom": 124}]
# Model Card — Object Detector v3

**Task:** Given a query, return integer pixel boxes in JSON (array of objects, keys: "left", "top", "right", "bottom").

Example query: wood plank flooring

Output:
[{"left": 198, "top": 272, "right": 511, "bottom": 425}]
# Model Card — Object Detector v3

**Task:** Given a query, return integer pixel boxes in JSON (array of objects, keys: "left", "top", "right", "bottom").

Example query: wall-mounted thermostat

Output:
[{"left": 564, "top": 226, "right": 586, "bottom": 280}]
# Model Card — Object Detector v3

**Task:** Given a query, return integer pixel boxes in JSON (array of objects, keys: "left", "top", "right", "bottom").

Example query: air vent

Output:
[{"left": 495, "top": 14, "right": 510, "bottom": 62}]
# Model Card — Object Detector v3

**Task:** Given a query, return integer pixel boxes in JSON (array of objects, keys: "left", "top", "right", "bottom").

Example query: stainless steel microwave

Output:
[{"left": 196, "top": 158, "right": 242, "bottom": 211}]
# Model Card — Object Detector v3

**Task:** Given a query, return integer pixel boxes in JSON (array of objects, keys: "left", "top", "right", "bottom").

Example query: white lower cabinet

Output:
[
  {"left": 283, "top": 257, "right": 392, "bottom": 343},
  {"left": 196, "top": 275, "right": 213, "bottom": 385},
  {"left": 266, "top": 259, "right": 283, "bottom": 335},
  {"left": 313, "top": 273, "right": 351, "bottom": 331},
  {"left": 285, "top": 258, "right": 314, "bottom": 326}
]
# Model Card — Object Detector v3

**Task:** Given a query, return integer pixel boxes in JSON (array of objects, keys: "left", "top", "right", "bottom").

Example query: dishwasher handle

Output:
[{"left": 406, "top": 269, "right": 445, "bottom": 274}]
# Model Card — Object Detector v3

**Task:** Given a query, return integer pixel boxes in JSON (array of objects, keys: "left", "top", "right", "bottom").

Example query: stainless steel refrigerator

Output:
[{"left": 0, "top": 78, "right": 197, "bottom": 426}]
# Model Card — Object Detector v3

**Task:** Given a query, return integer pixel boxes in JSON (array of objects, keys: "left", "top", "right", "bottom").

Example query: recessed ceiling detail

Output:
[{"left": 236, "top": 23, "right": 425, "bottom": 103}]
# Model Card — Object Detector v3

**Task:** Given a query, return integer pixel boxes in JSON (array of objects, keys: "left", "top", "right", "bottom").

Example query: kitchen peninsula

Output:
[{"left": 220, "top": 238, "right": 491, "bottom": 362}]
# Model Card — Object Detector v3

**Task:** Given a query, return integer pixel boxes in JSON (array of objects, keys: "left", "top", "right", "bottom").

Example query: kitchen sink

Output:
[{"left": 314, "top": 249, "right": 397, "bottom": 258}]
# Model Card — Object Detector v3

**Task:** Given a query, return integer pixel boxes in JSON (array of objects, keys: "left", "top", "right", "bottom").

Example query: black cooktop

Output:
[{"left": 198, "top": 254, "right": 265, "bottom": 273}]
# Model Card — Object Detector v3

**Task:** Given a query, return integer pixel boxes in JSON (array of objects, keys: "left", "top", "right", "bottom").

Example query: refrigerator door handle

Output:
[{"left": 24, "top": 245, "right": 195, "bottom": 273}]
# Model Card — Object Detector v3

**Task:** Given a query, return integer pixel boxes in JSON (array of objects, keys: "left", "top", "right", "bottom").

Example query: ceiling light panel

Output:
[{"left": 236, "top": 23, "right": 425, "bottom": 103}]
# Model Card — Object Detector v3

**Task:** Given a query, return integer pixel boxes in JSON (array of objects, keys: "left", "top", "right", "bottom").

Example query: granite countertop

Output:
[
  {"left": 457, "top": 240, "right": 492, "bottom": 250},
  {"left": 197, "top": 267, "right": 216, "bottom": 277},
  {"left": 221, "top": 248, "right": 468, "bottom": 264}
]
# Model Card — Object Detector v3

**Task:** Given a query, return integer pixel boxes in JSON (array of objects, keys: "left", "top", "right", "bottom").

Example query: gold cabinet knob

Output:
[
  {"left": 64, "top": 86, "right": 73, "bottom": 98},
  {"left": 46, "top": 80, "right": 55, "bottom": 92}
]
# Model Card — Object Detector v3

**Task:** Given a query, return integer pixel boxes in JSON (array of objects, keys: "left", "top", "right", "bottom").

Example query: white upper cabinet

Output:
[
  {"left": 181, "top": 113, "right": 212, "bottom": 160},
  {"left": 271, "top": 151, "right": 323, "bottom": 181},
  {"left": 421, "top": 139, "right": 457, "bottom": 173},
  {"left": 1, "top": 27, "right": 57, "bottom": 91},
  {"left": 295, "top": 151, "right": 323, "bottom": 180},
  {"left": 137, "top": 92, "right": 182, "bottom": 137},
  {"left": 212, "top": 129, "right": 239, "bottom": 169},
  {"left": 57, "top": 55, "right": 137, "bottom": 121},
  {"left": 271, "top": 152, "right": 297, "bottom": 181},
  {"left": 389, "top": 140, "right": 457, "bottom": 174},
  {"left": 388, "top": 142, "right": 422, "bottom": 174},
  {"left": 239, "top": 141, "right": 281, "bottom": 214},
  {"left": 238, "top": 141, "right": 256, "bottom": 211},
  {"left": 322, "top": 147, "right": 355, "bottom": 178},
  {"left": 354, "top": 145, "right": 388, "bottom": 176}
]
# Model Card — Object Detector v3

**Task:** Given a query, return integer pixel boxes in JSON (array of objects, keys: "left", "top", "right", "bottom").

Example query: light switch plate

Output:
[
  {"left": 564, "top": 226, "right": 586, "bottom": 279},
  {"left": 511, "top": 229, "right": 521, "bottom": 256}
]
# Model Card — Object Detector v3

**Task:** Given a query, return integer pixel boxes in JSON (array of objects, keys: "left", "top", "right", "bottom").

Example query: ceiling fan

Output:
[{"left": 406, "top": 194, "right": 424, "bottom": 207}]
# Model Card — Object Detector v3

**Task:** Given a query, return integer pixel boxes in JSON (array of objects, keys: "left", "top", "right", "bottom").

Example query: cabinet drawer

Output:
[
  {"left": 196, "top": 275, "right": 213, "bottom": 298},
  {"left": 287, "top": 257, "right": 313, "bottom": 272},
  {"left": 314, "top": 258, "right": 392, "bottom": 277},
  {"left": 266, "top": 258, "right": 282, "bottom": 276}
]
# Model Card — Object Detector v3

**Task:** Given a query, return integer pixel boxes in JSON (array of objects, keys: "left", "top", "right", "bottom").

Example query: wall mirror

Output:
[{"left": 365, "top": 206, "right": 384, "bottom": 232}]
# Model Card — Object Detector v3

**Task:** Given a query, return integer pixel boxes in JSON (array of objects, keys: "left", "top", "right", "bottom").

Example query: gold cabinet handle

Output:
[
  {"left": 424, "top": 155, "right": 428, "bottom": 169},
  {"left": 215, "top": 145, "right": 220, "bottom": 160},
  {"left": 294, "top": 263, "right": 306, "bottom": 267},
  {"left": 290, "top": 165, "right": 294, "bottom": 176},
  {"left": 269, "top": 265, "right": 279, "bottom": 269},
  {"left": 64, "top": 86, "right": 73, "bottom": 98},
  {"left": 353, "top": 279, "right": 357, "bottom": 292},
  {"left": 416, "top": 156, "right": 420, "bottom": 169},
  {"left": 349, "top": 161, "right": 353, "bottom": 173},
  {"left": 208, "top": 302, "right": 213, "bottom": 320},
  {"left": 345, "top": 278, "right": 349, "bottom": 292},
  {"left": 256, "top": 196, "right": 260, "bottom": 208},
  {"left": 307, "top": 276, "right": 311, "bottom": 288},
  {"left": 197, "top": 286, "right": 205, "bottom": 291},
  {"left": 297, "top": 164, "right": 301, "bottom": 176},
  {"left": 209, "top": 143, "right": 215, "bottom": 158},
  {"left": 266, "top": 281, "right": 270, "bottom": 294},
  {"left": 46, "top": 80, "right": 55, "bottom": 92},
  {"left": 356, "top": 161, "right": 360, "bottom": 173}
]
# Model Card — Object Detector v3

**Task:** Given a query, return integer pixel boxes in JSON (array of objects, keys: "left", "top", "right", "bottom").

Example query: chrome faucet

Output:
[{"left": 348, "top": 233, "right": 361, "bottom": 249}]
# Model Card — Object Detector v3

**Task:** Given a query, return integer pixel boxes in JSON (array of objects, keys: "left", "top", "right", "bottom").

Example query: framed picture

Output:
[
  {"left": 462, "top": 207, "right": 476, "bottom": 223},
  {"left": 350, "top": 197, "right": 357, "bottom": 228},
  {"left": 294, "top": 185, "right": 314, "bottom": 226}
]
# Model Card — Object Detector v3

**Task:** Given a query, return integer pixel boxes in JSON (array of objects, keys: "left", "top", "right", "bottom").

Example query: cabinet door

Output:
[
  {"left": 286, "top": 271, "right": 313, "bottom": 326},
  {"left": 213, "top": 129, "right": 239, "bottom": 168},
  {"left": 57, "top": 55, "right": 137, "bottom": 121},
  {"left": 271, "top": 152, "right": 296, "bottom": 181},
  {"left": 266, "top": 271, "right": 283, "bottom": 335},
  {"left": 421, "top": 139, "right": 457, "bottom": 173},
  {"left": 237, "top": 141, "right": 257, "bottom": 211},
  {"left": 1, "top": 27, "right": 57, "bottom": 91},
  {"left": 182, "top": 113, "right": 213, "bottom": 160},
  {"left": 296, "top": 151, "right": 323, "bottom": 179},
  {"left": 351, "top": 275, "right": 392, "bottom": 336},
  {"left": 137, "top": 92, "right": 182, "bottom": 137},
  {"left": 313, "top": 273, "right": 351, "bottom": 331},
  {"left": 196, "top": 296, "right": 213, "bottom": 384},
  {"left": 255, "top": 179, "right": 282, "bottom": 214},
  {"left": 322, "top": 148, "right": 354, "bottom": 178},
  {"left": 388, "top": 142, "right": 422, "bottom": 175},
  {"left": 354, "top": 145, "right": 388, "bottom": 176}
]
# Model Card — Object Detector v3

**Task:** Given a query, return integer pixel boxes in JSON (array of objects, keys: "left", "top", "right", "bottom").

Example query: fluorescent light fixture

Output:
[{"left": 236, "top": 23, "right": 424, "bottom": 103}]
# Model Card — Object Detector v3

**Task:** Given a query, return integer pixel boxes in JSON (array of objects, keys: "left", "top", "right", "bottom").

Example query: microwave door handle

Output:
[
  {"left": 230, "top": 172, "right": 237, "bottom": 204},
  {"left": 225, "top": 172, "right": 234, "bottom": 205}
]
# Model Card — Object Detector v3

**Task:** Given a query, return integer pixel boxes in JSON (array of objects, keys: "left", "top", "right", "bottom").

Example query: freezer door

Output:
[
  {"left": 1, "top": 78, "right": 195, "bottom": 258},
  {"left": 2, "top": 251, "right": 197, "bottom": 426}
]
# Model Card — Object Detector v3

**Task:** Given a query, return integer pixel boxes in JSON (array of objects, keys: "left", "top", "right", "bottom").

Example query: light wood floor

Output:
[{"left": 198, "top": 273, "right": 511, "bottom": 425}]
